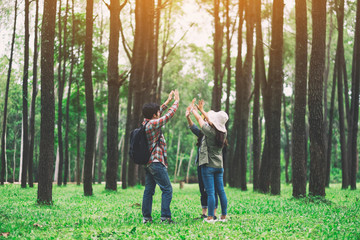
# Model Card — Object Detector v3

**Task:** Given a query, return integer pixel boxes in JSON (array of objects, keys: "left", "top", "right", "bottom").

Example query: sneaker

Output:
[
  {"left": 203, "top": 218, "right": 218, "bottom": 223},
  {"left": 160, "top": 218, "right": 175, "bottom": 224},
  {"left": 213, "top": 216, "right": 218, "bottom": 220},
  {"left": 219, "top": 218, "right": 228, "bottom": 222},
  {"left": 201, "top": 214, "right": 207, "bottom": 219},
  {"left": 143, "top": 218, "right": 152, "bottom": 224}
]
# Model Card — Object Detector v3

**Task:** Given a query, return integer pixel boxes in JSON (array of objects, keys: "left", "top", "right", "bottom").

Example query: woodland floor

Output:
[{"left": 0, "top": 183, "right": 359, "bottom": 239}]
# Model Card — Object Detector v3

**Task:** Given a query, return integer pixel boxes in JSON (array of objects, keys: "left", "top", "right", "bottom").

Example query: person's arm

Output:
[
  {"left": 191, "top": 107, "right": 205, "bottom": 128},
  {"left": 149, "top": 90, "right": 179, "bottom": 129},
  {"left": 187, "top": 105, "right": 203, "bottom": 137},
  {"left": 196, "top": 99, "right": 213, "bottom": 126},
  {"left": 160, "top": 91, "right": 174, "bottom": 114}
]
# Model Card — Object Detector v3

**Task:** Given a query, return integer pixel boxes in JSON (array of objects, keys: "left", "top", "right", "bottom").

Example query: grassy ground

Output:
[{"left": 0, "top": 183, "right": 359, "bottom": 239}]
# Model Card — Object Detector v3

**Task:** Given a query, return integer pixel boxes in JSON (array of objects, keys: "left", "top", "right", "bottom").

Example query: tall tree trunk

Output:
[
  {"left": 92, "top": 116, "right": 99, "bottom": 183},
  {"left": 258, "top": 0, "right": 273, "bottom": 194},
  {"left": 83, "top": 0, "right": 95, "bottom": 196},
  {"left": 128, "top": 0, "right": 148, "bottom": 187},
  {"left": 21, "top": 0, "right": 30, "bottom": 188},
  {"left": 253, "top": 0, "right": 265, "bottom": 191},
  {"left": 186, "top": 146, "right": 194, "bottom": 183},
  {"left": 64, "top": 0, "right": 76, "bottom": 186},
  {"left": 106, "top": 0, "right": 121, "bottom": 191},
  {"left": 54, "top": 147, "right": 59, "bottom": 182},
  {"left": 153, "top": 0, "right": 161, "bottom": 102},
  {"left": 122, "top": 87, "right": 132, "bottom": 189},
  {"left": 211, "top": 0, "right": 223, "bottom": 111},
  {"left": 323, "top": 8, "right": 334, "bottom": 188},
  {"left": 308, "top": 0, "right": 326, "bottom": 197},
  {"left": 1, "top": 0, "right": 18, "bottom": 185},
  {"left": 268, "top": 0, "right": 284, "bottom": 196},
  {"left": 76, "top": 78, "right": 81, "bottom": 186},
  {"left": 59, "top": 0, "right": 69, "bottom": 186},
  {"left": 349, "top": 0, "right": 360, "bottom": 190},
  {"left": 335, "top": 0, "right": 349, "bottom": 189},
  {"left": 37, "top": 0, "right": 57, "bottom": 204},
  {"left": 234, "top": 0, "right": 254, "bottom": 190},
  {"left": 229, "top": 0, "right": 244, "bottom": 188},
  {"left": 13, "top": 134, "right": 17, "bottom": 183},
  {"left": 143, "top": 0, "right": 156, "bottom": 102},
  {"left": 326, "top": 62, "right": 337, "bottom": 187},
  {"left": 57, "top": 0, "right": 64, "bottom": 186},
  {"left": 97, "top": 112, "right": 104, "bottom": 184},
  {"left": 223, "top": 0, "right": 232, "bottom": 187},
  {"left": 28, "top": 0, "right": 40, "bottom": 188},
  {"left": 19, "top": 124, "right": 23, "bottom": 183},
  {"left": 174, "top": 134, "right": 181, "bottom": 183},
  {"left": 283, "top": 94, "right": 290, "bottom": 184}
]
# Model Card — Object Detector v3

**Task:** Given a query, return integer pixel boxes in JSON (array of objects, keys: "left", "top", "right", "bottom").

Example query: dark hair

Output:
[
  {"left": 142, "top": 103, "right": 160, "bottom": 119},
  {"left": 215, "top": 128, "right": 226, "bottom": 148}
]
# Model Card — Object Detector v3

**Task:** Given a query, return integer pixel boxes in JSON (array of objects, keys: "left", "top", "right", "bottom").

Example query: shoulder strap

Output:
[{"left": 144, "top": 120, "right": 161, "bottom": 153}]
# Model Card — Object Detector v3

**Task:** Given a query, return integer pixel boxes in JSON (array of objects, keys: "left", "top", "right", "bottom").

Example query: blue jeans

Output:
[
  {"left": 201, "top": 166, "right": 227, "bottom": 217},
  {"left": 142, "top": 163, "right": 173, "bottom": 220},
  {"left": 198, "top": 165, "right": 218, "bottom": 209}
]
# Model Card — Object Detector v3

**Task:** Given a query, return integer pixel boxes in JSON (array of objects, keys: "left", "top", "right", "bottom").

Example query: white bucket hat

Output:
[{"left": 207, "top": 110, "right": 228, "bottom": 133}]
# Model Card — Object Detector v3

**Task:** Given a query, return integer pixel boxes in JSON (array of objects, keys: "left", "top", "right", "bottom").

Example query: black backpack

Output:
[{"left": 129, "top": 122, "right": 160, "bottom": 165}]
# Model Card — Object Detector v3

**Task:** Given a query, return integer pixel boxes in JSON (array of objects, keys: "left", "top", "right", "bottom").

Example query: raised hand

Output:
[
  {"left": 196, "top": 99, "right": 205, "bottom": 112},
  {"left": 174, "top": 89, "right": 180, "bottom": 102},
  {"left": 167, "top": 90, "right": 174, "bottom": 102},
  {"left": 185, "top": 106, "right": 191, "bottom": 118},
  {"left": 190, "top": 98, "right": 196, "bottom": 109}
]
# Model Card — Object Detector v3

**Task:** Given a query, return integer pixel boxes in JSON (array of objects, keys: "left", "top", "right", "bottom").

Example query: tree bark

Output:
[
  {"left": 1, "top": 0, "right": 18, "bottom": 185},
  {"left": 106, "top": 0, "right": 122, "bottom": 191},
  {"left": 28, "top": 0, "right": 39, "bottom": 188},
  {"left": 97, "top": 112, "right": 104, "bottom": 184},
  {"left": 268, "top": 0, "right": 284, "bottom": 195},
  {"left": 229, "top": 0, "right": 244, "bottom": 188},
  {"left": 128, "top": 0, "right": 148, "bottom": 187},
  {"left": 21, "top": 0, "right": 30, "bottom": 188},
  {"left": 292, "top": 0, "right": 308, "bottom": 198},
  {"left": 326, "top": 61, "right": 336, "bottom": 187},
  {"left": 211, "top": 0, "right": 223, "bottom": 111},
  {"left": 174, "top": 134, "right": 181, "bottom": 183},
  {"left": 64, "top": 0, "right": 76, "bottom": 186},
  {"left": 37, "top": 0, "right": 57, "bottom": 204},
  {"left": 186, "top": 146, "right": 194, "bottom": 183},
  {"left": 235, "top": 0, "right": 254, "bottom": 191},
  {"left": 308, "top": 0, "right": 326, "bottom": 197},
  {"left": 335, "top": 0, "right": 349, "bottom": 189},
  {"left": 76, "top": 77, "right": 81, "bottom": 186},
  {"left": 253, "top": 0, "right": 265, "bottom": 191},
  {"left": 57, "top": 0, "right": 64, "bottom": 186},
  {"left": 323, "top": 8, "right": 334, "bottom": 188},
  {"left": 83, "top": 0, "right": 95, "bottom": 196},
  {"left": 349, "top": 0, "right": 360, "bottom": 190},
  {"left": 13, "top": 134, "right": 17, "bottom": 183},
  {"left": 283, "top": 94, "right": 290, "bottom": 184}
]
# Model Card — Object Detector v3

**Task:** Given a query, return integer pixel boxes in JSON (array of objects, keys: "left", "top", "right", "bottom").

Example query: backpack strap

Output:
[{"left": 143, "top": 121, "right": 161, "bottom": 154}]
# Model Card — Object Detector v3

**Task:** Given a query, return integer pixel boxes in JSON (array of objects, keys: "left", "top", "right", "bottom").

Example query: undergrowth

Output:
[{"left": 0, "top": 183, "right": 359, "bottom": 239}]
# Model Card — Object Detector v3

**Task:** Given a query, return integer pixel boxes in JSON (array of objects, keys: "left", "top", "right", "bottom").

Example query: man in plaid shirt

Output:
[{"left": 142, "top": 90, "right": 179, "bottom": 224}]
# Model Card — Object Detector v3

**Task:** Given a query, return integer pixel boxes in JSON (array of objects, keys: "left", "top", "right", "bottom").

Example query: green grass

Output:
[{"left": 1, "top": 183, "right": 359, "bottom": 239}]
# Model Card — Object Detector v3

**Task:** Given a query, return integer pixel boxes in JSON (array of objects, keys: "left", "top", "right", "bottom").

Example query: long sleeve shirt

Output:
[
  {"left": 143, "top": 101, "right": 179, "bottom": 167},
  {"left": 189, "top": 123, "right": 202, "bottom": 165}
]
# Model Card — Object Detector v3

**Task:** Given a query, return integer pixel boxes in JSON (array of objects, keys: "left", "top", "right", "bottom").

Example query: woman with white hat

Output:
[{"left": 189, "top": 99, "right": 228, "bottom": 223}]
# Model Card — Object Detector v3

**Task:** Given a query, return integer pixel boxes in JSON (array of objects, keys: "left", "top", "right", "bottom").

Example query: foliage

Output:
[{"left": 0, "top": 184, "right": 360, "bottom": 239}]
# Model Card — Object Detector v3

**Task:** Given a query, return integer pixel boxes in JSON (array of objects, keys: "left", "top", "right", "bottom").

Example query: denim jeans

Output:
[
  {"left": 201, "top": 166, "right": 227, "bottom": 217},
  {"left": 142, "top": 162, "right": 173, "bottom": 220},
  {"left": 197, "top": 165, "right": 218, "bottom": 209}
]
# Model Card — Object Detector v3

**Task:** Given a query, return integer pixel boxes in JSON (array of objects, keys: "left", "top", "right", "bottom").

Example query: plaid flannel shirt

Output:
[{"left": 143, "top": 101, "right": 179, "bottom": 167}]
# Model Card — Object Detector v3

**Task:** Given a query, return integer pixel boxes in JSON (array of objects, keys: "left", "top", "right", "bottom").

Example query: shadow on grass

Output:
[{"left": 290, "top": 195, "right": 333, "bottom": 205}]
